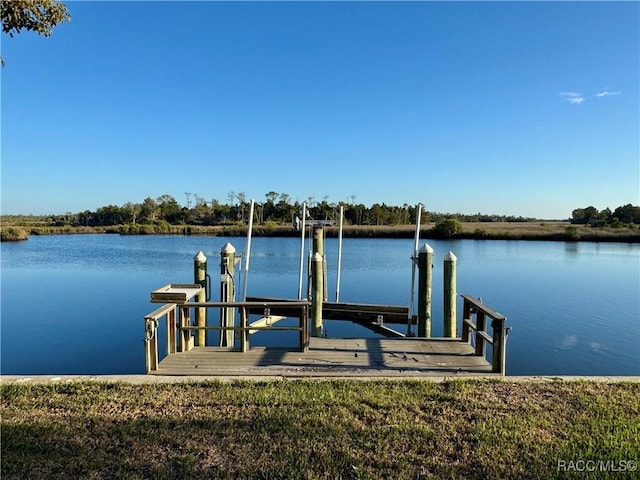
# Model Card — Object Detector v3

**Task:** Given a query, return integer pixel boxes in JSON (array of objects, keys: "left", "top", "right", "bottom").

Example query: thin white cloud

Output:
[
  {"left": 560, "top": 91, "right": 585, "bottom": 104},
  {"left": 595, "top": 90, "right": 622, "bottom": 97}
]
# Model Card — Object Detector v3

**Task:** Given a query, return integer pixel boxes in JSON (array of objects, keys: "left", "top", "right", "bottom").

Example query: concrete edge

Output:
[{"left": 1, "top": 375, "right": 639, "bottom": 384}]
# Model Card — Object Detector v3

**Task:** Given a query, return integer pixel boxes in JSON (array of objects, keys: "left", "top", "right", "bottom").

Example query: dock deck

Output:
[{"left": 151, "top": 337, "right": 495, "bottom": 377}]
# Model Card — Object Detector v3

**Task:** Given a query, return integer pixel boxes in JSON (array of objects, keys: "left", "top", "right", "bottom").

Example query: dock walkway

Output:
[{"left": 151, "top": 337, "right": 495, "bottom": 377}]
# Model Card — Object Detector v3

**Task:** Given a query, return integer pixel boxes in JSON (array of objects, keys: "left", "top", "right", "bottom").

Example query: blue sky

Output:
[{"left": 1, "top": 1, "right": 638, "bottom": 219}]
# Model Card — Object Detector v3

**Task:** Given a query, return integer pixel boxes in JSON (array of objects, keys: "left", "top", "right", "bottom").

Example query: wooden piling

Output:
[
  {"left": 311, "top": 251, "right": 324, "bottom": 337},
  {"left": 417, "top": 243, "right": 433, "bottom": 338},
  {"left": 443, "top": 251, "right": 457, "bottom": 338},
  {"left": 193, "top": 251, "right": 207, "bottom": 347},
  {"left": 312, "top": 226, "right": 328, "bottom": 301},
  {"left": 492, "top": 318, "right": 507, "bottom": 375},
  {"left": 220, "top": 242, "right": 236, "bottom": 347}
]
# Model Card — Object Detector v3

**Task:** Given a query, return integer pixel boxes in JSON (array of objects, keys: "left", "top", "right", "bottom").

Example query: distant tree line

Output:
[
  {"left": 571, "top": 204, "right": 640, "bottom": 227},
  {"left": 4, "top": 193, "right": 638, "bottom": 230},
  {"left": 4, "top": 192, "right": 541, "bottom": 228}
]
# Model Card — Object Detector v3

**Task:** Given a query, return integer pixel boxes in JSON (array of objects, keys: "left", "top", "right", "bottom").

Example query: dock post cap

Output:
[
  {"left": 221, "top": 242, "right": 236, "bottom": 254},
  {"left": 194, "top": 251, "right": 207, "bottom": 262},
  {"left": 420, "top": 243, "right": 434, "bottom": 254},
  {"left": 444, "top": 251, "right": 457, "bottom": 261}
]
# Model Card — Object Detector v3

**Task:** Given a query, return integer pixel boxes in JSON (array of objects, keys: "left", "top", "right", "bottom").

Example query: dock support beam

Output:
[
  {"left": 311, "top": 251, "right": 324, "bottom": 337},
  {"left": 443, "top": 251, "right": 457, "bottom": 338},
  {"left": 220, "top": 243, "right": 236, "bottom": 347},
  {"left": 417, "top": 243, "right": 433, "bottom": 338},
  {"left": 193, "top": 251, "right": 207, "bottom": 346}
]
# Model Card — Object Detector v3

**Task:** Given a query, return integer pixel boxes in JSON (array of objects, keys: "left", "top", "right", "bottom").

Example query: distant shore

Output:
[{"left": 1, "top": 221, "right": 638, "bottom": 243}]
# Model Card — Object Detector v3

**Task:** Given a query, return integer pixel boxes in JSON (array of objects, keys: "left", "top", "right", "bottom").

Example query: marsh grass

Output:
[
  {"left": 0, "top": 221, "right": 637, "bottom": 241},
  {"left": 0, "top": 226, "right": 29, "bottom": 242},
  {"left": 2, "top": 380, "right": 638, "bottom": 479}
]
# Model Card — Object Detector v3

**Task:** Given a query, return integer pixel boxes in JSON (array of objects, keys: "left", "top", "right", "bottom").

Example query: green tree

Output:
[
  {"left": 1, "top": 0, "right": 71, "bottom": 65},
  {"left": 613, "top": 204, "right": 640, "bottom": 224},
  {"left": 371, "top": 203, "right": 387, "bottom": 226},
  {"left": 433, "top": 218, "right": 461, "bottom": 238},
  {"left": 122, "top": 202, "right": 141, "bottom": 224},
  {"left": 156, "top": 195, "right": 181, "bottom": 223},
  {"left": 95, "top": 205, "right": 123, "bottom": 225},
  {"left": 571, "top": 206, "right": 598, "bottom": 225},
  {"left": 276, "top": 193, "right": 294, "bottom": 223},
  {"left": 263, "top": 191, "right": 278, "bottom": 221},
  {"left": 191, "top": 195, "right": 211, "bottom": 225},
  {"left": 139, "top": 197, "right": 158, "bottom": 223}
]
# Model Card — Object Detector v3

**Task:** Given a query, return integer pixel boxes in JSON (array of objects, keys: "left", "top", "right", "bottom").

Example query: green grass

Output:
[{"left": 2, "top": 380, "right": 639, "bottom": 479}]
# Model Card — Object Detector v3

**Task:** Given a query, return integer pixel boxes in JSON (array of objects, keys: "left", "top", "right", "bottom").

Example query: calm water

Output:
[{"left": 1, "top": 234, "right": 638, "bottom": 376}]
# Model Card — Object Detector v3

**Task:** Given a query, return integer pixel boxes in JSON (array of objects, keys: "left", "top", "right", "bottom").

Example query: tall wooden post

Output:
[
  {"left": 312, "top": 225, "right": 326, "bottom": 298},
  {"left": 417, "top": 243, "right": 433, "bottom": 338},
  {"left": 193, "top": 251, "right": 207, "bottom": 347},
  {"left": 443, "top": 251, "right": 457, "bottom": 338},
  {"left": 492, "top": 318, "right": 506, "bottom": 375},
  {"left": 311, "top": 251, "right": 324, "bottom": 337},
  {"left": 313, "top": 225, "right": 325, "bottom": 259},
  {"left": 220, "top": 242, "right": 236, "bottom": 347}
]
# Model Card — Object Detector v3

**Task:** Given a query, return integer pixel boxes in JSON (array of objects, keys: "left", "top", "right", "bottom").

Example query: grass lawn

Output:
[{"left": 1, "top": 379, "right": 639, "bottom": 479}]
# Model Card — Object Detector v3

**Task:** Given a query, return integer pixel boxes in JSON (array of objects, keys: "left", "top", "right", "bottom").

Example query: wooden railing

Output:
[
  {"left": 460, "top": 294, "right": 509, "bottom": 375},
  {"left": 144, "top": 303, "right": 177, "bottom": 373},
  {"left": 144, "top": 301, "right": 310, "bottom": 373}
]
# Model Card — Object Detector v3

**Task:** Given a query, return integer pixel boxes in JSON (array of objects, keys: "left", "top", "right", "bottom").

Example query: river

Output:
[{"left": 1, "top": 234, "right": 638, "bottom": 375}]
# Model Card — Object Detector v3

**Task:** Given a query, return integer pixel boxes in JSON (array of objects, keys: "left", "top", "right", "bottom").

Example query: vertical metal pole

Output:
[
  {"left": 193, "top": 251, "right": 207, "bottom": 346},
  {"left": 297, "top": 203, "right": 307, "bottom": 300},
  {"left": 417, "top": 243, "right": 433, "bottom": 338},
  {"left": 443, "top": 251, "right": 457, "bottom": 338},
  {"left": 407, "top": 203, "right": 422, "bottom": 335},
  {"left": 242, "top": 199, "right": 255, "bottom": 302},
  {"left": 336, "top": 205, "right": 344, "bottom": 302}
]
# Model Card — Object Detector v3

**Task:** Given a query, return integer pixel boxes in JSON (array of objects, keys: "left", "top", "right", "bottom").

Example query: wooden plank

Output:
[
  {"left": 249, "top": 315, "right": 286, "bottom": 334},
  {"left": 151, "top": 284, "right": 203, "bottom": 304},
  {"left": 476, "top": 330, "right": 493, "bottom": 345},
  {"left": 352, "top": 320, "right": 405, "bottom": 337},
  {"left": 245, "top": 297, "right": 415, "bottom": 325},
  {"left": 144, "top": 303, "right": 177, "bottom": 321},
  {"left": 463, "top": 318, "right": 477, "bottom": 331},
  {"left": 180, "top": 306, "right": 193, "bottom": 352},
  {"left": 323, "top": 303, "right": 415, "bottom": 325},
  {"left": 460, "top": 294, "right": 506, "bottom": 321},
  {"left": 166, "top": 309, "right": 176, "bottom": 355},
  {"left": 152, "top": 337, "right": 495, "bottom": 377}
]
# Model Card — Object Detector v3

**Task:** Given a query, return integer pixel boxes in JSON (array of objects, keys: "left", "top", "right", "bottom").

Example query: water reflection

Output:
[{"left": 1, "top": 235, "right": 639, "bottom": 375}]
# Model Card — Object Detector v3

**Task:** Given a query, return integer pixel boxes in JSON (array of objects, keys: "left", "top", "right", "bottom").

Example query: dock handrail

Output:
[
  {"left": 460, "top": 294, "right": 508, "bottom": 375},
  {"left": 143, "top": 300, "right": 310, "bottom": 373},
  {"left": 144, "top": 303, "right": 177, "bottom": 373}
]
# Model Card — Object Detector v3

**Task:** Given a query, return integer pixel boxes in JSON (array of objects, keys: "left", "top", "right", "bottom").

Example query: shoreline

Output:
[
  {"left": 2, "top": 222, "right": 639, "bottom": 243},
  {"left": 2, "top": 374, "right": 640, "bottom": 383}
]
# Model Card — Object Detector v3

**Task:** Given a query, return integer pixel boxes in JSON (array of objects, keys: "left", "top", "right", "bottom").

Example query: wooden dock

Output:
[{"left": 150, "top": 337, "right": 495, "bottom": 377}]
